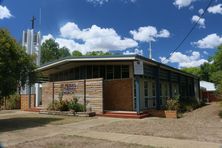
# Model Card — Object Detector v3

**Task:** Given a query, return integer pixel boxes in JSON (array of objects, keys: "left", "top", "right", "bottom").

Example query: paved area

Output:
[{"left": 0, "top": 103, "right": 222, "bottom": 148}]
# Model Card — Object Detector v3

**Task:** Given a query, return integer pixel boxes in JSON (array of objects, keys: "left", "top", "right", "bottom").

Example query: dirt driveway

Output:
[{"left": 92, "top": 102, "right": 222, "bottom": 143}]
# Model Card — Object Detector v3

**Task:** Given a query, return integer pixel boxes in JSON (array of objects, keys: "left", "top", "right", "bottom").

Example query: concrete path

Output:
[{"left": 1, "top": 114, "right": 222, "bottom": 148}]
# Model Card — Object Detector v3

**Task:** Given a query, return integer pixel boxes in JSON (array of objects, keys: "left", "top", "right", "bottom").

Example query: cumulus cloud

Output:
[
  {"left": 193, "top": 33, "right": 222, "bottom": 49},
  {"left": 123, "top": 48, "right": 143, "bottom": 55},
  {"left": 130, "top": 26, "right": 170, "bottom": 42},
  {"left": 173, "top": 0, "right": 196, "bottom": 9},
  {"left": 41, "top": 34, "right": 54, "bottom": 44},
  {"left": 208, "top": 4, "right": 222, "bottom": 14},
  {"left": 42, "top": 22, "right": 138, "bottom": 54},
  {"left": 0, "top": 5, "right": 12, "bottom": 19},
  {"left": 86, "top": 0, "right": 137, "bottom": 5},
  {"left": 160, "top": 51, "right": 208, "bottom": 68},
  {"left": 191, "top": 15, "right": 205, "bottom": 28},
  {"left": 198, "top": 8, "right": 204, "bottom": 15}
]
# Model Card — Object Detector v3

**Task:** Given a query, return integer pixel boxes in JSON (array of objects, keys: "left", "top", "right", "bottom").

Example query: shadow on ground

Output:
[{"left": 0, "top": 117, "right": 62, "bottom": 133}]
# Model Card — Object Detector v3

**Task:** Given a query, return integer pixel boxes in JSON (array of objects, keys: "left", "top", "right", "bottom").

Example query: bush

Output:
[
  {"left": 179, "top": 98, "right": 199, "bottom": 112},
  {"left": 219, "top": 111, "right": 222, "bottom": 118},
  {"left": 47, "top": 100, "right": 69, "bottom": 111},
  {"left": 166, "top": 99, "right": 180, "bottom": 111},
  {"left": 68, "top": 98, "right": 84, "bottom": 112},
  {"left": 5, "top": 94, "right": 20, "bottom": 109}
]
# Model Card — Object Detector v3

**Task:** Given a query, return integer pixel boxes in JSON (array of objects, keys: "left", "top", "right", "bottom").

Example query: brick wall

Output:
[
  {"left": 42, "top": 78, "right": 103, "bottom": 114},
  {"left": 103, "top": 78, "right": 133, "bottom": 111},
  {"left": 20, "top": 94, "right": 35, "bottom": 111}
]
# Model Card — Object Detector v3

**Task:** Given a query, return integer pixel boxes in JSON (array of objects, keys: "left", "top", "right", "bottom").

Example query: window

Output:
[
  {"left": 144, "top": 81, "right": 148, "bottom": 108},
  {"left": 87, "top": 66, "right": 92, "bottom": 79},
  {"left": 74, "top": 67, "right": 80, "bottom": 80},
  {"left": 100, "top": 65, "right": 106, "bottom": 79},
  {"left": 93, "top": 66, "right": 99, "bottom": 78},
  {"left": 152, "top": 82, "right": 156, "bottom": 97},
  {"left": 80, "top": 66, "right": 86, "bottom": 79},
  {"left": 122, "top": 65, "right": 129, "bottom": 78},
  {"left": 106, "top": 65, "right": 114, "bottom": 79},
  {"left": 114, "top": 65, "right": 121, "bottom": 79}
]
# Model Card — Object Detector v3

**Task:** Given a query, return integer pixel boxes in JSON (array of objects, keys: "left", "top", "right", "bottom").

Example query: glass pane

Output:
[
  {"left": 122, "top": 65, "right": 129, "bottom": 78},
  {"left": 107, "top": 65, "right": 113, "bottom": 79},
  {"left": 93, "top": 66, "right": 99, "bottom": 78},
  {"left": 100, "top": 65, "right": 106, "bottom": 79},
  {"left": 87, "top": 65, "right": 92, "bottom": 79},
  {"left": 114, "top": 65, "right": 121, "bottom": 79}
]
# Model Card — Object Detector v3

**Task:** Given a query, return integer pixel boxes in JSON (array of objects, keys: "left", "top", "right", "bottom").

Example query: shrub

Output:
[
  {"left": 179, "top": 98, "right": 199, "bottom": 112},
  {"left": 5, "top": 94, "right": 20, "bottom": 109},
  {"left": 47, "top": 100, "right": 69, "bottom": 111},
  {"left": 165, "top": 99, "right": 180, "bottom": 111},
  {"left": 68, "top": 98, "right": 84, "bottom": 112},
  {"left": 219, "top": 111, "right": 222, "bottom": 118}
]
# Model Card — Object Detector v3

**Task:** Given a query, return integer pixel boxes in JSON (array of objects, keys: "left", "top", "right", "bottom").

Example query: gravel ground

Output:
[
  {"left": 91, "top": 102, "right": 222, "bottom": 143},
  {"left": 7, "top": 135, "right": 152, "bottom": 148}
]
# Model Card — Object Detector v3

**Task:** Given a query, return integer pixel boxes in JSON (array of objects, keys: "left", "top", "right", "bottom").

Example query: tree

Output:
[
  {"left": 41, "top": 39, "right": 60, "bottom": 64},
  {"left": 181, "top": 67, "right": 201, "bottom": 77},
  {"left": 85, "top": 51, "right": 112, "bottom": 56},
  {"left": 199, "top": 63, "right": 212, "bottom": 82},
  {"left": 59, "top": 47, "right": 71, "bottom": 58},
  {"left": 0, "top": 29, "right": 37, "bottom": 100},
  {"left": 72, "top": 50, "right": 82, "bottom": 57}
]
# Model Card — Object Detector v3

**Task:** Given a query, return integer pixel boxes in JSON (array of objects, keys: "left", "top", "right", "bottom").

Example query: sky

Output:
[{"left": 0, "top": 0, "right": 222, "bottom": 69}]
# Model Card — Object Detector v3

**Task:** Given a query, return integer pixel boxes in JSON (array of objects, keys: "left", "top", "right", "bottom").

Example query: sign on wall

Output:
[
  {"left": 134, "top": 60, "right": 144, "bottom": 75},
  {"left": 61, "top": 83, "right": 77, "bottom": 94}
]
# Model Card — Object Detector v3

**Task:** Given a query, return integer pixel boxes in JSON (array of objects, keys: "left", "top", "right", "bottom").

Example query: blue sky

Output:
[{"left": 0, "top": 0, "right": 222, "bottom": 68}]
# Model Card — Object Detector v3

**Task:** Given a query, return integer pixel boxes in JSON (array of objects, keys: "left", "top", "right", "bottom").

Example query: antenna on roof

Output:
[{"left": 149, "top": 41, "right": 152, "bottom": 59}]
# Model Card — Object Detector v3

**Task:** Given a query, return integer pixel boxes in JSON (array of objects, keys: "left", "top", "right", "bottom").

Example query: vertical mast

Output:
[{"left": 149, "top": 41, "right": 152, "bottom": 59}]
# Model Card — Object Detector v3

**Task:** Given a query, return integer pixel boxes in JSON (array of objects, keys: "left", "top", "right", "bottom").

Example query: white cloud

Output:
[
  {"left": 193, "top": 33, "right": 222, "bottom": 49},
  {"left": 0, "top": 5, "right": 12, "bottom": 19},
  {"left": 160, "top": 51, "right": 208, "bottom": 68},
  {"left": 86, "top": 0, "right": 109, "bottom": 5},
  {"left": 41, "top": 34, "right": 54, "bottom": 44},
  {"left": 123, "top": 48, "right": 143, "bottom": 55},
  {"left": 203, "top": 51, "right": 208, "bottom": 55},
  {"left": 86, "top": 0, "right": 137, "bottom": 5},
  {"left": 43, "top": 22, "right": 138, "bottom": 54},
  {"left": 173, "top": 0, "right": 196, "bottom": 9},
  {"left": 198, "top": 8, "right": 204, "bottom": 15},
  {"left": 208, "top": 4, "right": 222, "bottom": 14},
  {"left": 130, "top": 26, "right": 170, "bottom": 42},
  {"left": 191, "top": 15, "right": 205, "bottom": 28}
]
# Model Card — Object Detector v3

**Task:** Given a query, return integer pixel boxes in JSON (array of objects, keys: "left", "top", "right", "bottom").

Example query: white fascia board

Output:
[{"left": 37, "top": 57, "right": 136, "bottom": 71}]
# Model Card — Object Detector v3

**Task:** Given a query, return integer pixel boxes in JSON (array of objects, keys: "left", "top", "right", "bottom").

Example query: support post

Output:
[
  {"left": 169, "top": 71, "right": 172, "bottom": 98},
  {"left": 84, "top": 79, "right": 86, "bottom": 112},
  {"left": 52, "top": 82, "right": 54, "bottom": 109},
  {"left": 28, "top": 83, "right": 31, "bottom": 109},
  {"left": 156, "top": 66, "right": 160, "bottom": 109},
  {"left": 135, "top": 76, "right": 141, "bottom": 114}
]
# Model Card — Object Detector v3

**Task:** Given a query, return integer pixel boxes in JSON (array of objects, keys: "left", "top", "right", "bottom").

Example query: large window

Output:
[{"left": 50, "top": 64, "right": 130, "bottom": 81}]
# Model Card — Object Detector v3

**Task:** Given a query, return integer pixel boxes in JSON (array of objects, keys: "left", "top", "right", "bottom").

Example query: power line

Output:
[{"left": 161, "top": 0, "right": 213, "bottom": 63}]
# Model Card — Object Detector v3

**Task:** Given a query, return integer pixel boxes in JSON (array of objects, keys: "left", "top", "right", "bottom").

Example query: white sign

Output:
[{"left": 134, "top": 61, "right": 144, "bottom": 75}]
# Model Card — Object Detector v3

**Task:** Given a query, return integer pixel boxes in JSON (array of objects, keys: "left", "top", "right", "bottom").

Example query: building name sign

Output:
[
  {"left": 134, "top": 60, "right": 144, "bottom": 75},
  {"left": 61, "top": 83, "right": 77, "bottom": 94}
]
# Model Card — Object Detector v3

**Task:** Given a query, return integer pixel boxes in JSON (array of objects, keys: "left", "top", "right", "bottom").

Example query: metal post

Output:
[
  {"left": 156, "top": 66, "right": 160, "bottom": 109},
  {"left": 135, "top": 76, "right": 141, "bottom": 114},
  {"left": 169, "top": 72, "right": 172, "bottom": 98},
  {"left": 84, "top": 79, "right": 86, "bottom": 112},
  {"left": 29, "top": 84, "right": 31, "bottom": 109},
  {"left": 52, "top": 82, "right": 54, "bottom": 109}
]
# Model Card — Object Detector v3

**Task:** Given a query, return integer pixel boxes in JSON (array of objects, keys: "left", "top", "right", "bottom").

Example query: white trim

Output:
[{"left": 37, "top": 57, "right": 136, "bottom": 71}]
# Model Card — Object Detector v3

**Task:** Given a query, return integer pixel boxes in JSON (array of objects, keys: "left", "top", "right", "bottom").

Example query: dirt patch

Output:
[
  {"left": 0, "top": 112, "right": 93, "bottom": 133},
  {"left": 7, "top": 135, "right": 152, "bottom": 148},
  {"left": 91, "top": 102, "right": 222, "bottom": 143}
]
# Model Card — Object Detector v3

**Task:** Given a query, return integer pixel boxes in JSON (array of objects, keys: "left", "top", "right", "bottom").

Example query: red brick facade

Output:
[{"left": 20, "top": 94, "right": 35, "bottom": 111}]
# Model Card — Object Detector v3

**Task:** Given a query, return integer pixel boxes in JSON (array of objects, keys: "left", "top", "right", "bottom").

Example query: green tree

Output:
[
  {"left": 181, "top": 67, "right": 201, "bottom": 77},
  {"left": 0, "top": 29, "right": 37, "bottom": 100},
  {"left": 72, "top": 50, "right": 83, "bottom": 57},
  {"left": 41, "top": 39, "right": 60, "bottom": 64},
  {"left": 200, "top": 63, "right": 212, "bottom": 81},
  {"left": 59, "top": 47, "right": 71, "bottom": 58},
  {"left": 85, "top": 51, "right": 112, "bottom": 56}
]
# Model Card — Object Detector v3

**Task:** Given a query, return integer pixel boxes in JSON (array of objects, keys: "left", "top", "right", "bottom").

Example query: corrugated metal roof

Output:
[{"left": 200, "top": 81, "right": 216, "bottom": 91}]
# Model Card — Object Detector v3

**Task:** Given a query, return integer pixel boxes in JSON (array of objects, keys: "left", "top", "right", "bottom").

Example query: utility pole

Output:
[{"left": 149, "top": 41, "right": 152, "bottom": 59}]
